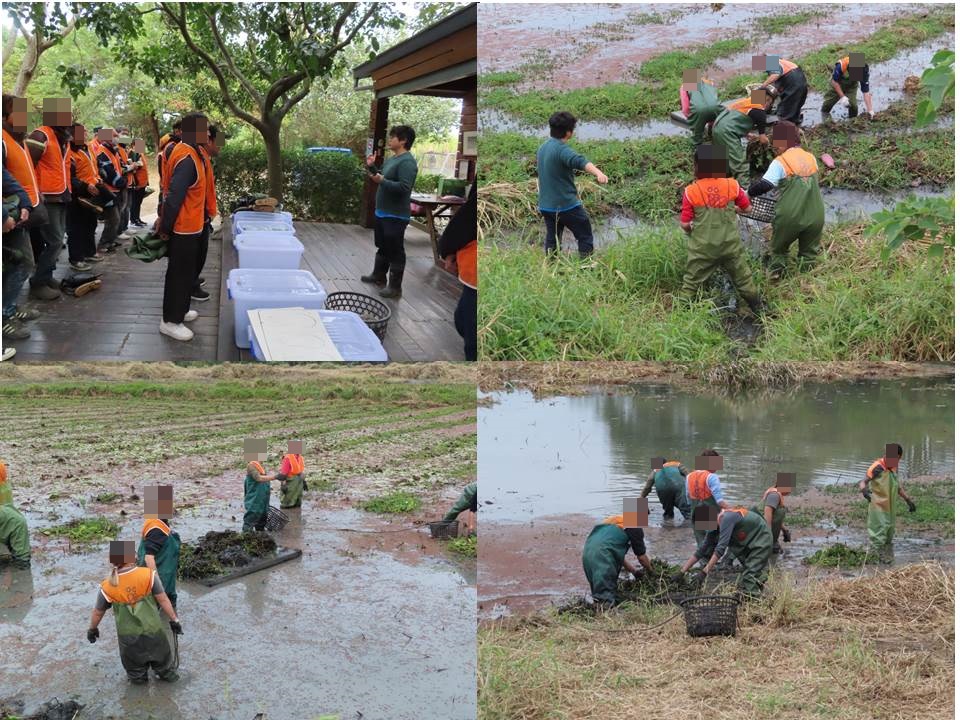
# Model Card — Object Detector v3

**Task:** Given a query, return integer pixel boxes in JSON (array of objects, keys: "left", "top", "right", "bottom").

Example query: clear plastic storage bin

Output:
[
  {"left": 234, "top": 232, "right": 305, "bottom": 270},
  {"left": 234, "top": 218, "right": 297, "bottom": 235},
  {"left": 232, "top": 210, "right": 294, "bottom": 224},
  {"left": 248, "top": 310, "right": 388, "bottom": 362},
  {"left": 226, "top": 269, "right": 327, "bottom": 348}
]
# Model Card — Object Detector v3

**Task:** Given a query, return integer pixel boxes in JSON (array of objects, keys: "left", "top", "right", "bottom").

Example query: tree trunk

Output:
[
  {"left": 13, "top": 34, "right": 39, "bottom": 97},
  {"left": 260, "top": 123, "right": 284, "bottom": 203},
  {"left": 148, "top": 113, "right": 161, "bottom": 152}
]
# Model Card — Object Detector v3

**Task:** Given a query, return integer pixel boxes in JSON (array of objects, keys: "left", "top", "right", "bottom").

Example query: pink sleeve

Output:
[
  {"left": 680, "top": 190, "right": 695, "bottom": 222},
  {"left": 680, "top": 87, "right": 690, "bottom": 117},
  {"left": 280, "top": 457, "right": 291, "bottom": 475},
  {"left": 734, "top": 185, "right": 750, "bottom": 209}
]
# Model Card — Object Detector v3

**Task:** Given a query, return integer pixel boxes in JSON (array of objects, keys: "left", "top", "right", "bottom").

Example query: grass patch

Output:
[
  {"left": 483, "top": 70, "right": 523, "bottom": 87},
  {"left": 479, "top": 562, "right": 954, "bottom": 720},
  {"left": 40, "top": 517, "right": 119, "bottom": 545},
  {"left": 753, "top": 10, "right": 826, "bottom": 36},
  {"left": 721, "top": 8, "right": 954, "bottom": 98},
  {"left": 447, "top": 535, "right": 477, "bottom": 557},
  {"left": 94, "top": 492, "right": 121, "bottom": 503},
  {"left": 479, "top": 222, "right": 954, "bottom": 361},
  {"left": 481, "top": 38, "right": 750, "bottom": 125},
  {"left": 802, "top": 542, "right": 871, "bottom": 568},
  {"left": 359, "top": 491, "right": 422, "bottom": 514}
]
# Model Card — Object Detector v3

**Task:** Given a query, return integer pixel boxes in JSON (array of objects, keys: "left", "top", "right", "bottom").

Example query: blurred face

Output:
[
  {"left": 182, "top": 117, "right": 208, "bottom": 145},
  {"left": 206, "top": 131, "right": 224, "bottom": 157},
  {"left": 98, "top": 128, "right": 114, "bottom": 145},
  {"left": 42, "top": 97, "right": 72, "bottom": 128},
  {"left": 145, "top": 485, "right": 174, "bottom": 519},
  {"left": 387, "top": 133, "right": 405, "bottom": 153},
  {"left": 134, "top": 139, "right": 146, "bottom": 153},
  {"left": 109, "top": 540, "right": 136, "bottom": 567},
  {"left": 72, "top": 124, "right": 86, "bottom": 145},
  {"left": 775, "top": 473, "right": 796, "bottom": 496},
  {"left": 244, "top": 438, "right": 268, "bottom": 463},
  {"left": 288, "top": 440, "right": 303, "bottom": 454},
  {"left": 693, "top": 505, "right": 719, "bottom": 531},
  {"left": 5, "top": 97, "right": 28, "bottom": 132}
]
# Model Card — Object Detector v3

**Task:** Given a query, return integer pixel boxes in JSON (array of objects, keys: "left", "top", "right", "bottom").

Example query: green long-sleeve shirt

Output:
[
  {"left": 373, "top": 152, "right": 418, "bottom": 220},
  {"left": 443, "top": 482, "right": 477, "bottom": 522},
  {"left": 536, "top": 137, "right": 588, "bottom": 212}
]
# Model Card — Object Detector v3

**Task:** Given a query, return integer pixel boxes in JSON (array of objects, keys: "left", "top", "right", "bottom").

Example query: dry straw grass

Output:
[{"left": 478, "top": 563, "right": 954, "bottom": 720}]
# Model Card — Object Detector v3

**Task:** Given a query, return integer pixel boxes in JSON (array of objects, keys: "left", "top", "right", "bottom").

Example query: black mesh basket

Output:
[
  {"left": 742, "top": 192, "right": 778, "bottom": 223},
  {"left": 680, "top": 594, "right": 739, "bottom": 637},
  {"left": 325, "top": 291, "right": 392, "bottom": 341},
  {"left": 429, "top": 520, "right": 460, "bottom": 539},
  {"left": 265, "top": 505, "right": 289, "bottom": 532}
]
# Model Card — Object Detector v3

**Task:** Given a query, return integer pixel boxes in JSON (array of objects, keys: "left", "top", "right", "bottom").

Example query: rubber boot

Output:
[
  {"left": 361, "top": 254, "right": 389, "bottom": 286},
  {"left": 746, "top": 295, "right": 768, "bottom": 317},
  {"left": 379, "top": 262, "right": 404, "bottom": 299}
]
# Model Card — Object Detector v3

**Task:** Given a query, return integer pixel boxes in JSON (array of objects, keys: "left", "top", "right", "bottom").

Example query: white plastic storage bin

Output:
[
  {"left": 234, "top": 218, "right": 297, "bottom": 236},
  {"left": 226, "top": 269, "right": 327, "bottom": 348},
  {"left": 233, "top": 210, "right": 294, "bottom": 224},
  {"left": 248, "top": 310, "right": 388, "bottom": 362},
  {"left": 234, "top": 232, "right": 304, "bottom": 270}
]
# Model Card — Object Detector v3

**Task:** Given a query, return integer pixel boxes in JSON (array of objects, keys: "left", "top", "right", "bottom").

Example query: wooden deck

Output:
[
  {"left": 217, "top": 220, "right": 464, "bottom": 362},
  {"left": 8, "top": 217, "right": 464, "bottom": 362}
]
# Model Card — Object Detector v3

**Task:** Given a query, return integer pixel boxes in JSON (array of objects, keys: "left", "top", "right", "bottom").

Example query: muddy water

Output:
[
  {"left": 479, "top": 4, "right": 911, "bottom": 89},
  {"left": 0, "top": 499, "right": 476, "bottom": 719},
  {"left": 478, "top": 379, "right": 954, "bottom": 617}
]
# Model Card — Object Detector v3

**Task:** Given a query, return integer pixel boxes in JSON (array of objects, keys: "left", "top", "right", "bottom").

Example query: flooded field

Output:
[
  {"left": 477, "top": 377, "right": 954, "bottom": 618},
  {"left": 0, "top": 373, "right": 477, "bottom": 719}
]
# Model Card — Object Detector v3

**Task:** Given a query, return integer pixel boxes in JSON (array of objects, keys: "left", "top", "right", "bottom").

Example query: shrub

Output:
[{"left": 215, "top": 145, "right": 365, "bottom": 223}]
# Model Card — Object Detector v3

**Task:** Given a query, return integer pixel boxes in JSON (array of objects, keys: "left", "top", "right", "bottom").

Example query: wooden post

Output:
[
  {"left": 456, "top": 86, "right": 477, "bottom": 182},
  {"left": 361, "top": 95, "right": 390, "bottom": 228}
]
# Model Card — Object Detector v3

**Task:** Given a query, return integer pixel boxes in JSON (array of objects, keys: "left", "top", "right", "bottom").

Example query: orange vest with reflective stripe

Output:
[
  {"left": 199, "top": 146, "right": 217, "bottom": 220},
  {"left": 663, "top": 460, "right": 682, "bottom": 468},
  {"left": 839, "top": 56, "right": 850, "bottom": 75},
  {"left": 778, "top": 58, "right": 798, "bottom": 75},
  {"left": 98, "top": 144, "right": 124, "bottom": 192},
  {"left": 686, "top": 470, "right": 714, "bottom": 501},
  {"left": 133, "top": 152, "right": 149, "bottom": 187},
  {"left": 685, "top": 178, "right": 740, "bottom": 209},
  {"left": 457, "top": 240, "right": 477, "bottom": 289},
  {"left": 70, "top": 146, "right": 99, "bottom": 186},
  {"left": 35, "top": 126, "right": 69, "bottom": 195},
  {"left": 283, "top": 453, "right": 305, "bottom": 476},
  {"left": 117, "top": 144, "right": 130, "bottom": 172},
  {"left": 866, "top": 458, "right": 893, "bottom": 479},
  {"left": 141, "top": 518, "right": 171, "bottom": 539},
  {"left": 249, "top": 461, "right": 266, "bottom": 475},
  {"left": 777, "top": 147, "right": 818, "bottom": 179},
  {"left": 761, "top": 487, "right": 784, "bottom": 508},
  {"left": 162, "top": 142, "right": 206, "bottom": 235},
  {"left": 602, "top": 514, "right": 625, "bottom": 528},
  {"left": 2, "top": 128, "right": 40, "bottom": 206},
  {"left": 100, "top": 566, "right": 153, "bottom": 605},
  {"left": 729, "top": 96, "right": 765, "bottom": 115},
  {"left": 722, "top": 507, "right": 749, "bottom": 520}
]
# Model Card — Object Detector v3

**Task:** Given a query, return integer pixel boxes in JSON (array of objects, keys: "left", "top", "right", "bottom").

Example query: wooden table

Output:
[{"left": 410, "top": 192, "right": 466, "bottom": 266}]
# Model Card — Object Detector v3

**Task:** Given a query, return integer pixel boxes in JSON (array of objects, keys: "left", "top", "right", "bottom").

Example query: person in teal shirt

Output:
[
  {"left": 536, "top": 111, "right": 608, "bottom": 258},
  {"left": 361, "top": 125, "right": 419, "bottom": 299},
  {"left": 242, "top": 445, "right": 277, "bottom": 533}
]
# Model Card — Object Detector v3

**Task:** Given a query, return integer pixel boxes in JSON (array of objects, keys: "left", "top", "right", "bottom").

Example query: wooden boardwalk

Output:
[{"left": 8, "top": 217, "right": 464, "bottom": 362}]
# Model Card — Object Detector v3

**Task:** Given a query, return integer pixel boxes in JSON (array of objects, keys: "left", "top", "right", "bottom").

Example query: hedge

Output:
[{"left": 214, "top": 145, "right": 365, "bottom": 224}]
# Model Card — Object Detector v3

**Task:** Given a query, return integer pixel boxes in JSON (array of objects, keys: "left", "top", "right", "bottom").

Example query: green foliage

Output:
[
  {"left": 482, "top": 222, "right": 954, "bottom": 361},
  {"left": 917, "top": 50, "right": 955, "bottom": 126},
  {"left": 802, "top": 543, "right": 870, "bottom": 568},
  {"left": 41, "top": 517, "right": 120, "bottom": 545},
  {"left": 215, "top": 144, "right": 364, "bottom": 223},
  {"left": 869, "top": 195, "right": 955, "bottom": 260},
  {"left": 415, "top": 172, "right": 444, "bottom": 193},
  {"left": 447, "top": 535, "right": 477, "bottom": 557},
  {"left": 360, "top": 491, "right": 422, "bottom": 514},
  {"left": 483, "top": 71, "right": 523, "bottom": 87},
  {"left": 753, "top": 10, "right": 826, "bottom": 36}
]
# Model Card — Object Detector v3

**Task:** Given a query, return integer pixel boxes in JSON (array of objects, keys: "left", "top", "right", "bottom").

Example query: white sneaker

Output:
[
  {"left": 159, "top": 322, "right": 194, "bottom": 341},
  {"left": 1, "top": 347, "right": 15, "bottom": 361},
  {"left": 183, "top": 310, "right": 198, "bottom": 322}
]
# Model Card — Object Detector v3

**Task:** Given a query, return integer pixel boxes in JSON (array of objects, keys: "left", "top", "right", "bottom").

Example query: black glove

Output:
[
  {"left": 781, "top": 527, "right": 792, "bottom": 543},
  {"left": 906, "top": 499, "right": 917, "bottom": 513},
  {"left": 632, "top": 569, "right": 645, "bottom": 581},
  {"left": 861, "top": 487, "right": 872, "bottom": 501},
  {"left": 693, "top": 570, "right": 707, "bottom": 587},
  {"left": 87, "top": 627, "right": 99, "bottom": 643},
  {"left": 670, "top": 572, "right": 686, "bottom": 586},
  {"left": 170, "top": 620, "right": 183, "bottom": 635}
]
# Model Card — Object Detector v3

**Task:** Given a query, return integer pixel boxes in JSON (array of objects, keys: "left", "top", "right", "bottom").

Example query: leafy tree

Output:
[
  {"left": 82, "top": 2, "right": 403, "bottom": 201},
  {"left": 3, "top": 2, "right": 77, "bottom": 96}
]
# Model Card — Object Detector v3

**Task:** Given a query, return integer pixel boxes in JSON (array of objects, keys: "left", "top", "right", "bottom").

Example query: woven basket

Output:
[
  {"left": 265, "top": 505, "right": 289, "bottom": 532},
  {"left": 325, "top": 291, "right": 391, "bottom": 341},
  {"left": 742, "top": 192, "right": 778, "bottom": 223},
  {"left": 680, "top": 594, "right": 739, "bottom": 637},
  {"left": 429, "top": 520, "right": 460, "bottom": 539}
]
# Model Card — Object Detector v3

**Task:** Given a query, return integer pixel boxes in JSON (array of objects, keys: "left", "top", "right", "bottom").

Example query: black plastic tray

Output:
[{"left": 192, "top": 546, "right": 303, "bottom": 588}]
